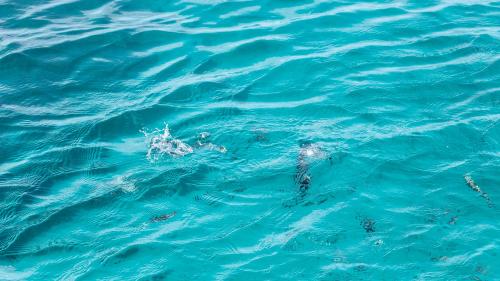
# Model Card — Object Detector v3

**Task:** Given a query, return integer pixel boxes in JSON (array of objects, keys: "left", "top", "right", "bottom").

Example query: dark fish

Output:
[
  {"left": 283, "top": 143, "right": 322, "bottom": 207},
  {"left": 295, "top": 143, "right": 313, "bottom": 195},
  {"left": 448, "top": 216, "right": 458, "bottom": 225},
  {"left": 195, "top": 132, "right": 227, "bottom": 153},
  {"left": 464, "top": 175, "right": 493, "bottom": 208},
  {"left": 360, "top": 217, "right": 376, "bottom": 233},
  {"left": 151, "top": 211, "right": 176, "bottom": 222}
]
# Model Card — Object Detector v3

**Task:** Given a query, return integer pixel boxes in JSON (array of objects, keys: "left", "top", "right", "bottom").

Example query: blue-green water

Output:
[{"left": 1, "top": 0, "right": 499, "bottom": 280}]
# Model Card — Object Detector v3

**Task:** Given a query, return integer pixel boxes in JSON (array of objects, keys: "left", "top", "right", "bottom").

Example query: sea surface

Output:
[{"left": 1, "top": 0, "right": 499, "bottom": 280}]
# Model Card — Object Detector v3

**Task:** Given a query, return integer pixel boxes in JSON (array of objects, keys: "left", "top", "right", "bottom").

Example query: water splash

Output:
[
  {"left": 140, "top": 125, "right": 227, "bottom": 162},
  {"left": 141, "top": 124, "right": 193, "bottom": 162},
  {"left": 299, "top": 143, "right": 325, "bottom": 159}
]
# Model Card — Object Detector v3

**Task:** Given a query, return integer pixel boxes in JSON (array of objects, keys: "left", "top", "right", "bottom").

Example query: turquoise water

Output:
[{"left": 1, "top": 0, "right": 500, "bottom": 280}]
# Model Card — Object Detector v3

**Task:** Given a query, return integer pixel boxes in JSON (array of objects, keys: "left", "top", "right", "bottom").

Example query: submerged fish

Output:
[
  {"left": 151, "top": 211, "right": 176, "bottom": 222},
  {"left": 464, "top": 175, "right": 493, "bottom": 208},
  {"left": 196, "top": 132, "right": 227, "bottom": 153},
  {"left": 356, "top": 215, "right": 376, "bottom": 233},
  {"left": 295, "top": 145, "right": 310, "bottom": 194},
  {"left": 295, "top": 143, "right": 322, "bottom": 195},
  {"left": 465, "top": 175, "right": 481, "bottom": 193}
]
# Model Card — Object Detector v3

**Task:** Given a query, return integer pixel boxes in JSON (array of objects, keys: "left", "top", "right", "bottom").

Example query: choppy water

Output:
[{"left": 1, "top": 0, "right": 500, "bottom": 280}]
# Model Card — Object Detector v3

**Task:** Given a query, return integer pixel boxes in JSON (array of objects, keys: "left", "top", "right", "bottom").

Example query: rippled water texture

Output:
[{"left": 1, "top": 0, "right": 500, "bottom": 280}]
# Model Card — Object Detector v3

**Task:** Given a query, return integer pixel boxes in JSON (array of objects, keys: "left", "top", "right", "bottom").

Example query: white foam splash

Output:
[
  {"left": 141, "top": 124, "right": 227, "bottom": 162},
  {"left": 299, "top": 143, "right": 325, "bottom": 159},
  {"left": 141, "top": 124, "right": 193, "bottom": 162}
]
